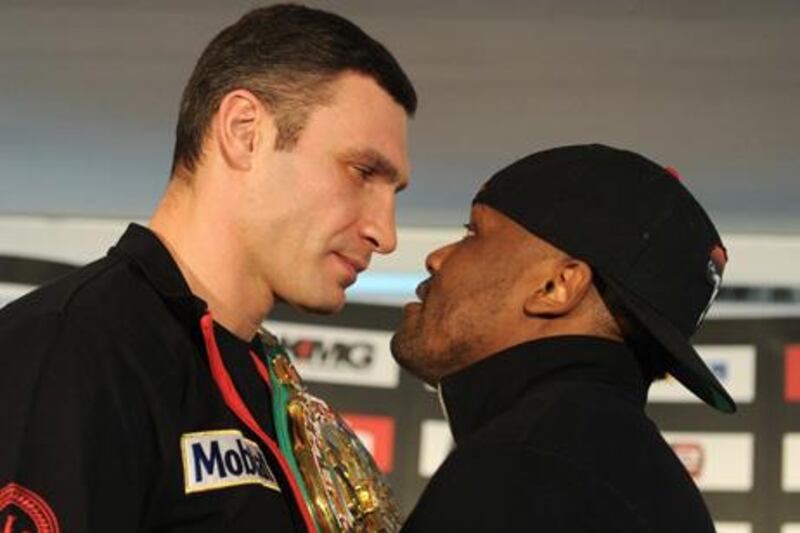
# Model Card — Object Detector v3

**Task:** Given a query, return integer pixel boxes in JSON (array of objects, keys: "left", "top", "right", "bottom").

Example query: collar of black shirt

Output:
[
  {"left": 439, "top": 335, "right": 649, "bottom": 445},
  {"left": 108, "top": 223, "right": 208, "bottom": 327}
]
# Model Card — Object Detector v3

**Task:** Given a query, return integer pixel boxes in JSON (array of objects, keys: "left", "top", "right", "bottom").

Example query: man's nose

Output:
[
  {"left": 425, "top": 241, "right": 457, "bottom": 274},
  {"left": 362, "top": 191, "right": 398, "bottom": 254}
]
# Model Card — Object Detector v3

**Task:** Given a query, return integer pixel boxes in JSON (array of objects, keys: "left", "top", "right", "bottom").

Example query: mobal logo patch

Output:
[{"left": 181, "top": 430, "right": 280, "bottom": 494}]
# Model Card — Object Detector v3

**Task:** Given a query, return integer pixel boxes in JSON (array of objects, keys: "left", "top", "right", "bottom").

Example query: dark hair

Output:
[{"left": 171, "top": 3, "right": 417, "bottom": 175}]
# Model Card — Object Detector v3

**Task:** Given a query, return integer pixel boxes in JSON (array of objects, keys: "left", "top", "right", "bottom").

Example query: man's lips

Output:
[
  {"left": 333, "top": 253, "right": 368, "bottom": 285},
  {"left": 415, "top": 278, "right": 431, "bottom": 301},
  {"left": 402, "top": 278, "right": 431, "bottom": 314}
]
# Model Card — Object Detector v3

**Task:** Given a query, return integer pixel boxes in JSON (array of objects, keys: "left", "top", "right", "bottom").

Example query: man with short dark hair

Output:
[
  {"left": 0, "top": 5, "right": 414, "bottom": 531},
  {"left": 392, "top": 144, "right": 732, "bottom": 532}
]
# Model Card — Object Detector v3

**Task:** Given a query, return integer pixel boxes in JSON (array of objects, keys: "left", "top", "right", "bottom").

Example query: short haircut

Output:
[{"left": 171, "top": 3, "right": 417, "bottom": 175}]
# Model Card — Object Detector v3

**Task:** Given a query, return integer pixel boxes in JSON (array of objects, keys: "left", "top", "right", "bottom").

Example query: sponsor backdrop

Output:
[{"left": 3, "top": 262, "right": 800, "bottom": 532}]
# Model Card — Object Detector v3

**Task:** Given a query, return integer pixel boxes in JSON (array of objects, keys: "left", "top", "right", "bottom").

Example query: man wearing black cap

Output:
[{"left": 392, "top": 144, "right": 733, "bottom": 532}]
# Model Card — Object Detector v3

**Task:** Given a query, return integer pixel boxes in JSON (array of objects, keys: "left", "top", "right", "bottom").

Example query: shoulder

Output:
[
  {"left": 0, "top": 252, "right": 204, "bottom": 454},
  {"left": 0, "top": 252, "right": 194, "bottom": 394},
  {"left": 403, "top": 443, "right": 650, "bottom": 532},
  {"left": 508, "top": 384, "right": 708, "bottom": 503},
  {"left": 0, "top": 253, "right": 141, "bottom": 332},
  {"left": 427, "top": 385, "right": 714, "bottom": 533}
]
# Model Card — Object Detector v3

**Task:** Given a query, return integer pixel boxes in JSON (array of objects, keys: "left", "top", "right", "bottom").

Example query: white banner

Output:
[
  {"left": 649, "top": 345, "right": 756, "bottom": 404},
  {"left": 715, "top": 522, "right": 752, "bottom": 533},
  {"left": 0, "top": 282, "right": 34, "bottom": 309},
  {"left": 662, "top": 432, "right": 754, "bottom": 492},
  {"left": 265, "top": 321, "right": 400, "bottom": 388},
  {"left": 418, "top": 419, "right": 453, "bottom": 478},
  {"left": 782, "top": 433, "right": 800, "bottom": 492}
]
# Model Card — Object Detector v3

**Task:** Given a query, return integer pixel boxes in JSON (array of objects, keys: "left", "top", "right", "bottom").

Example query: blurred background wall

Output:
[{"left": 1, "top": 0, "right": 799, "bottom": 232}]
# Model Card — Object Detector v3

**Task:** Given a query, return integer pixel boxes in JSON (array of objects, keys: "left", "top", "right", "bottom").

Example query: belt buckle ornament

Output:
[{"left": 261, "top": 329, "right": 402, "bottom": 532}]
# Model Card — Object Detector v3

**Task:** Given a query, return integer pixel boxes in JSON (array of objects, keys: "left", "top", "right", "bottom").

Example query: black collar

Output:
[
  {"left": 108, "top": 223, "right": 207, "bottom": 328},
  {"left": 439, "top": 336, "right": 648, "bottom": 445}
]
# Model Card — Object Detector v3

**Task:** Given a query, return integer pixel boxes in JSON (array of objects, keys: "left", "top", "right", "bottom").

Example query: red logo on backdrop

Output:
[
  {"left": 0, "top": 483, "right": 60, "bottom": 533},
  {"left": 341, "top": 414, "right": 396, "bottom": 474},
  {"left": 786, "top": 345, "right": 800, "bottom": 402},
  {"left": 671, "top": 442, "right": 705, "bottom": 479},
  {"left": 282, "top": 336, "right": 374, "bottom": 369}
]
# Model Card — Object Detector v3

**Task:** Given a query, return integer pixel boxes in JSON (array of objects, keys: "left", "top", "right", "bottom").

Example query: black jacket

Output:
[
  {"left": 0, "top": 224, "right": 308, "bottom": 531},
  {"left": 402, "top": 336, "right": 715, "bottom": 532}
]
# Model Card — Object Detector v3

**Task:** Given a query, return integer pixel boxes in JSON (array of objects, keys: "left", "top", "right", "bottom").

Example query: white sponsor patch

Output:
[
  {"left": 782, "top": 433, "right": 800, "bottom": 491},
  {"left": 782, "top": 524, "right": 800, "bottom": 533},
  {"left": 649, "top": 345, "right": 756, "bottom": 404},
  {"left": 181, "top": 430, "right": 280, "bottom": 494},
  {"left": 662, "top": 432, "right": 753, "bottom": 492},
  {"left": 715, "top": 522, "right": 752, "bottom": 533},
  {"left": 418, "top": 419, "right": 454, "bottom": 478},
  {"left": 264, "top": 321, "right": 400, "bottom": 388}
]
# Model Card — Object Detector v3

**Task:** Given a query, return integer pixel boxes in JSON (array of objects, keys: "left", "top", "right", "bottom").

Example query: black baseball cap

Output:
[{"left": 474, "top": 144, "right": 735, "bottom": 413}]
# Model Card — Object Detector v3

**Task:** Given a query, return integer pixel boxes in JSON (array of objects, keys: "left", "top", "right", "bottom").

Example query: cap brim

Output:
[{"left": 600, "top": 273, "right": 737, "bottom": 414}]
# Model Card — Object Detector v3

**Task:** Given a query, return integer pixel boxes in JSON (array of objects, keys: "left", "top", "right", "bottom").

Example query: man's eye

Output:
[{"left": 353, "top": 165, "right": 375, "bottom": 180}]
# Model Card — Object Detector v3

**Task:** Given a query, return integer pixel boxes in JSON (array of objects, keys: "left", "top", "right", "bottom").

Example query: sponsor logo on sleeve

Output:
[
  {"left": 785, "top": 345, "right": 800, "bottom": 402},
  {"left": 662, "top": 432, "right": 753, "bottom": 492},
  {"left": 0, "top": 483, "right": 60, "bottom": 533},
  {"left": 714, "top": 522, "right": 752, "bottom": 533},
  {"left": 341, "top": 414, "right": 396, "bottom": 473},
  {"left": 264, "top": 322, "right": 400, "bottom": 388},
  {"left": 418, "top": 419, "right": 454, "bottom": 478},
  {"left": 650, "top": 345, "right": 755, "bottom": 404},
  {"left": 782, "top": 433, "right": 800, "bottom": 492},
  {"left": 181, "top": 430, "right": 280, "bottom": 494}
]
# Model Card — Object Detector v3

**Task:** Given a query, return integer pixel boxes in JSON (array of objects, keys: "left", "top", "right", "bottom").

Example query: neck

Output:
[
  {"left": 532, "top": 322, "right": 623, "bottom": 344},
  {"left": 149, "top": 175, "right": 274, "bottom": 340}
]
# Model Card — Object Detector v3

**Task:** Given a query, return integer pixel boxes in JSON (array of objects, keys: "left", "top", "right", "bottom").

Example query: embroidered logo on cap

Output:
[
  {"left": 707, "top": 244, "right": 728, "bottom": 286},
  {"left": 181, "top": 430, "right": 280, "bottom": 494},
  {"left": 0, "top": 483, "right": 60, "bottom": 533},
  {"left": 664, "top": 166, "right": 682, "bottom": 181},
  {"left": 697, "top": 244, "right": 728, "bottom": 327}
]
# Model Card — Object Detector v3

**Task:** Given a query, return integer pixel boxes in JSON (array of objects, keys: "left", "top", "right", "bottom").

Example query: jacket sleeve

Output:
[
  {"left": 401, "top": 445, "right": 651, "bottom": 533},
  {"left": 0, "top": 310, "right": 157, "bottom": 532}
]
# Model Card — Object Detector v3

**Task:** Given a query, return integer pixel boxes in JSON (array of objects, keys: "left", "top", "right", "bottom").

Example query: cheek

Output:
[
  {"left": 308, "top": 205, "right": 361, "bottom": 250},
  {"left": 437, "top": 269, "right": 505, "bottom": 326},
  {"left": 298, "top": 175, "right": 362, "bottom": 225},
  {"left": 421, "top": 276, "right": 473, "bottom": 336},
  {"left": 277, "top": 190, "right": 359, "bottom": 248}
]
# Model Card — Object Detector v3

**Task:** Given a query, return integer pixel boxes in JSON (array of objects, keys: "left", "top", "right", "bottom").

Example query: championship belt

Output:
[{"left": 260, "top": 330, "right": 402, "bottom": 533}]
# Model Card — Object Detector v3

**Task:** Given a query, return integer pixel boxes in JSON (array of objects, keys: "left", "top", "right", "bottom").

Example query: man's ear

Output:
[
  {"left": 523, "top": 260, "right": 594, "bottom": 317},
  {"left": 212, "top": 89, "right": 273, "bottom": 171}
]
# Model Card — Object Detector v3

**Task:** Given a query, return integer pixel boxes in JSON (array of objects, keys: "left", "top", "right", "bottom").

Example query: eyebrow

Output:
[{"left": 343, "top": 148, "right": 408, "bottom": 191}]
